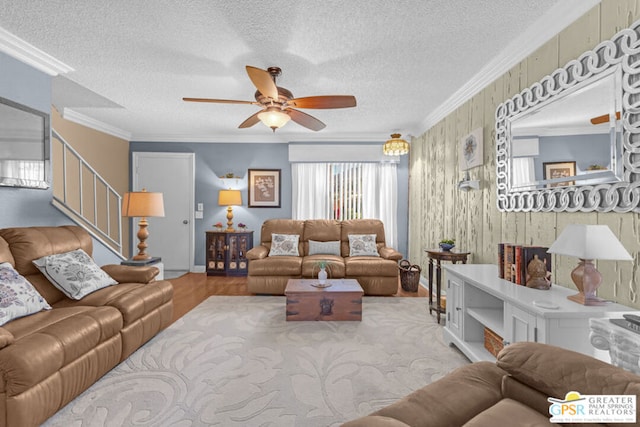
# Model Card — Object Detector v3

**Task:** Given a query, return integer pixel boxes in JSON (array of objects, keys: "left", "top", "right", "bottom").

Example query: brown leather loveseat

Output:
[
  {"left": 247, "top": 219, "right": 403, "bottom": 295},
  {"left": 0, "top": 226, "right": 173, "bottom": 427},
  {"left": 343, "top": 342, "right": 640, "bottom": 426}
]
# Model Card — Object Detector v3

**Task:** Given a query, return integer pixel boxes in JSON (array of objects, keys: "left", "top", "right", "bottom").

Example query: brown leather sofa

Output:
[
  {"left": 247, "top": 219, "right": 403, "bottom": 295},
  {"left": 343, "top": 342, "right": 640, "bottom": 426},
  {"left": 0, "top": 226, "right": 173, "bottom": 427}
]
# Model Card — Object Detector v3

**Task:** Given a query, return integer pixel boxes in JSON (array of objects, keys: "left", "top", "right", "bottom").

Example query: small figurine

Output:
[{"left": 526, "top": 255, "right": 551, "bottom": 290}]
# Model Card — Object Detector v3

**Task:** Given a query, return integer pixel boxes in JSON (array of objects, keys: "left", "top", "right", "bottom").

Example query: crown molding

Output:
[
  {"left": 418, "top": 0, "right": 601, "bottom": 134},
  {"left": 132, "top": 131, "right": 388, "bottom": 144},
  {"left": 62, "top": 108, "right": 132, "bottom": 141},
  {"left": 0, "top": 26, "right": 74, "bottom": 76}
]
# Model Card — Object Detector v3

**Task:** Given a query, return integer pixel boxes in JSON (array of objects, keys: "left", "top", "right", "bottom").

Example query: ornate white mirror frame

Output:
[{"left": 495, "top": 21, "right": 640, "bottom": 213}]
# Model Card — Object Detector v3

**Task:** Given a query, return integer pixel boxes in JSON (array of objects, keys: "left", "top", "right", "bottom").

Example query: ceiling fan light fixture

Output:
[
  {"left": 383, "top": 133, "right": 410, "bottom": 156},
  {"left": 258, "top": 107, "right": 291, "bottom": 132}
]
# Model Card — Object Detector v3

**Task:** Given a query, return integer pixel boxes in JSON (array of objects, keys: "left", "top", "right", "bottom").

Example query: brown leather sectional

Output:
[
  {"left": 343, "top": 342, "right": 640, "bottom": 426},
  {"left": 0, "top": 226, "right": 173, "bottom": 427},
  {"left": 247, "top": 219, "right": 403, "bottom": 295}
]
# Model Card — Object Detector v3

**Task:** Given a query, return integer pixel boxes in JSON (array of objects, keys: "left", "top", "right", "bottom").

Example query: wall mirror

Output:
[
  {"left": 495, "top": 21, "right": 640, "bottom": 212},
  {"left": 0, "top": 97, "right": 50, "bottom": 189}
]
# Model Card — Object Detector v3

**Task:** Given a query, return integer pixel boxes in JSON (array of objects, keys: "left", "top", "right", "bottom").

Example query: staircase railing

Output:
[{"left": 51, "top": 129, "right": 124, "bottom": 258}]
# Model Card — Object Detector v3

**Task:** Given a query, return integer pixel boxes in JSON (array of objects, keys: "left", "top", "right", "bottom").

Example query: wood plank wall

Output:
[{"left": 408, "top": 0, "right": 640, "bottom": 309}]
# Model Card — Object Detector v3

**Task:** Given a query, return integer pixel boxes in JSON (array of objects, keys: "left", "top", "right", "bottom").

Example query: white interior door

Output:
[{"left": 132, "top": 152, "right": 194, "bottom": 271}]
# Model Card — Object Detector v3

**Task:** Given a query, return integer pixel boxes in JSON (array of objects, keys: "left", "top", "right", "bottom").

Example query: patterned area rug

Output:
[{"left": 44, "top": 296, "right": 469, "bottom": 426}]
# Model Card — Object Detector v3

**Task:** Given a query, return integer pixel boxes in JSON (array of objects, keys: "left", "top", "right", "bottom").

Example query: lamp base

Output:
[{"left": 567, "top": 292, "right": 607, "bottom": 306}]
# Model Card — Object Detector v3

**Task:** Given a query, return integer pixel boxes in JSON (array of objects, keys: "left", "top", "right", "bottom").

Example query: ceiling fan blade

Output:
[
  {"left": 183, "top": 97, "right": 257, "bottom": 105},
  {"left": 287, "top": 109, "right": 326, "bottom": 131},
  {"left": 287, "top": 95, "right": 357, "bottom": 109},
  {"left": 590, "top": 111, "right": 621, "bottom": 124},
  {"left": 238, "top": 111, "right": 262, "bottom": 128},
  {"left": 246, "top": 66, "right": 279, "bottom": 100}
]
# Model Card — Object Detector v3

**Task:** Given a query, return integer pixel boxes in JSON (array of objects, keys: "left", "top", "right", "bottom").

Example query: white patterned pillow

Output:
[
  {"left": 33, "top": 249, "right": 117, "bottom": 300},
  {"left": 0, "top": 262, "right": 51, "bottom": 326},
  {"left": 308, "top": 240, "right": 341, "bottom": 256},
  {"left": 269, "top": 234, "right": 300, "bottom": 256},
  {"left": 348, "top": 234, "right": 380, "bottom": 257}
]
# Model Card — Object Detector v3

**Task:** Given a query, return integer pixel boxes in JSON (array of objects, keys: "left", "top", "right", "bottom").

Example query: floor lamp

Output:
[{"left": 122, "top": 189, "right": 165, "bottom": 260}]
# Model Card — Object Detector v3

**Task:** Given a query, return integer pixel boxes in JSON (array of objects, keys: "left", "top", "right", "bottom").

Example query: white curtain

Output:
[
  {"left": 0, "top": 160, "right": 44, "bottom": 181},
  {"left": 292, "top": 162, "right": 398, "bottom": 248},
  {"left": 511, "top": 157, "right": 536, "bottom": 190},
  {"left": 292, "top": 163, "right": 330, "bottom": 219}
]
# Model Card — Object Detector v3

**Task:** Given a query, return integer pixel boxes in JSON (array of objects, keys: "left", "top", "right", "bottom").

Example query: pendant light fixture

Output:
[
  {"left": 258, "top": 106, "right": 291, "bottom": 132},
  {"left": 383, "top": 133, "right": 410, "bottom": 156}
]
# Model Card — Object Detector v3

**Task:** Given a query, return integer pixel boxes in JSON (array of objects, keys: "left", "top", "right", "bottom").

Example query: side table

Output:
[{"left": 425, "top": 249, "right": 470, "bottom": 323}]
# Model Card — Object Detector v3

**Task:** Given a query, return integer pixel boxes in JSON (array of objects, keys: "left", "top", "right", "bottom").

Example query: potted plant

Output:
[
  {"left": 439, "top": 239, "right": 455, "bottom": 251},
  {"left": 316, "top": 260, "right": 329, "bottom": 285},
  {"left": 214, "top": 222, "right": 223, "bottom": 231},
  {"left": 237, "top": 222, "right": 247, "bottom": 230}
]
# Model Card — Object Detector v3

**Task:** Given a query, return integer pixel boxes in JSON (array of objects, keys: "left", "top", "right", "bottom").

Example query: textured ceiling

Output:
[{"left": 0, "top": 1, "right": 597, "bottom": 143}]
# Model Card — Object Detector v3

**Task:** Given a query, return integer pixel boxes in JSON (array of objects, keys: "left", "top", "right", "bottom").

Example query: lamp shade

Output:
[
  {"left": 547, "top": 224, "right": 632, "bottom": 261},
  {"left": 218, "top": 189, "right": 242, "bottom": 206},
  {"left": 122, "top": 190, "right": 165, "bottom": 217},
  {"left": 258, "top": 107, "right": 291, "bottom": 130},
  {"left": 383, "top": 133, "right": 410, "bottom": 156}
]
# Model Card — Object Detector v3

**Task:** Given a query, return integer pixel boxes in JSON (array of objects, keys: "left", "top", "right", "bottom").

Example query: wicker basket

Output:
[
  {"left": 483, "top": 327, "right": 504, "bottom": 357},
  {"left": 399, "top": 259, "right": 421, "bottom": 292}
]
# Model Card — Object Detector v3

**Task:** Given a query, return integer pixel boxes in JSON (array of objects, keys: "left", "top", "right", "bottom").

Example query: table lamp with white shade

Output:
[{"left": 547, "top": 224, "right": 633, "bottom": 306}]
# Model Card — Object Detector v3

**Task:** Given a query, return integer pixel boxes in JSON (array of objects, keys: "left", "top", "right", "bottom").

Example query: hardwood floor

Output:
[{"left": 168, "top": 274, "right": 427, "bottom": 324}]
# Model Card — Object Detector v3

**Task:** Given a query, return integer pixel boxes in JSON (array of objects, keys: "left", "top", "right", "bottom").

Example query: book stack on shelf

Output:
[{"left": 497, "top": 243, "right": 551, "bottom": 286}]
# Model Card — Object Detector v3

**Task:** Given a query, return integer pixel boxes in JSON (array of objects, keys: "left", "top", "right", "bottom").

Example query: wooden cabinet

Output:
[
  {"left": 443, "top": 264, "right": 635, "bottom": 362},
  {"left": 206, "top": 231, "right": 253, "bottom": 276}
]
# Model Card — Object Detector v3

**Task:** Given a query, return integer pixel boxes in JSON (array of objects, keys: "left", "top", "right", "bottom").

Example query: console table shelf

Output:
[
  {"left": 443, "top": 264, "right": 636, "bottom": 362},
  {"left": 466, "top": 308, "right": 503, "bottom": 337}
]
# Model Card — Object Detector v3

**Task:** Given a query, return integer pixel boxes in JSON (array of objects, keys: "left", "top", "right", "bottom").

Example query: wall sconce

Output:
[
  {"left": 547, "top": 224, "right": 632, "bottom": 305},
  {"left": 458, "top": 171, "right": 480, "bottom": 191},
  {"left": 383, "top": 133, "right": 410, "bottom": 156},
  {"left": 122, "top": 189, "right": 165, "bottom": 260},
  {"left": 218, "top": 189, "right": 242, "bottom": 231}
]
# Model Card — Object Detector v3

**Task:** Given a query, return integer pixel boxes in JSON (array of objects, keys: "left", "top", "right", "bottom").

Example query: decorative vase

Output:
[
  {"left": 318, "top": 267, "right": 328, "bottom": 285},
  {"left": 526, "top": 255, "right": 550, "bottom": 290}
]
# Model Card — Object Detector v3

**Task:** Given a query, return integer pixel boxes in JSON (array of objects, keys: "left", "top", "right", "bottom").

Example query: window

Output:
[
  {"left": 292, "top": 162, "right": 398, "bottom": 247},
  {"left": 330, "top": 163, "right": 362, "bottom": 220}
]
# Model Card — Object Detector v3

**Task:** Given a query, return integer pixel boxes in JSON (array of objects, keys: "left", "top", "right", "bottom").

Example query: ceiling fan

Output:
[{"left": 183, "top": 66, "right": 357, "bottom": 132}]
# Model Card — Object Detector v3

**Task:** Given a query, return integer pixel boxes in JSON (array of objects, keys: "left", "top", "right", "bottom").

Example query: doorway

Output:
[{"left": 132, "top": 152, "right": 195, "bottom": 275}]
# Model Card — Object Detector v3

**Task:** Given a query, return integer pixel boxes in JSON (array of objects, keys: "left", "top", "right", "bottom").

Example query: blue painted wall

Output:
[
  {"left": 534, "top": 133, "right": 611, "bottom": 180},
  {"left": 130, "top": 141, "right": 410, "bottom": 266},
  {"left": 0, "top": 53, "right": 122, "bottom": 265},
  {"left": 0, "top": 52, "right": 71, "bottom": 228}
]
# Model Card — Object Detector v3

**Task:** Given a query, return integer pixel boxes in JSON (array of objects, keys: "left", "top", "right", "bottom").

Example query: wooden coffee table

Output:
[{"left": 284, "top": 278, "right": 364, "bottom": 321}]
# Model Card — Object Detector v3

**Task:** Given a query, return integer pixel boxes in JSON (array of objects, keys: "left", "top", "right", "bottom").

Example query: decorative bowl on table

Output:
[{"left": 439, "top": 243, "right": 455, "bottom": 251}]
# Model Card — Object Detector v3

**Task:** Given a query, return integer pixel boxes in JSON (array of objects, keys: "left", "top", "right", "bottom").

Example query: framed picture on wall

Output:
[
  {"left": 248, "top": 169, "right": 281, "bottom": 208},
  {"left": 543, "top": 161, "right": 576, "bottom": 187},
  {"left": 459, "top": 127, "right": 484, "bottom": 170}
]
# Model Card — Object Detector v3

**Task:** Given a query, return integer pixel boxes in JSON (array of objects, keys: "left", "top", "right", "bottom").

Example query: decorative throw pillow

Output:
[
  {"left": 308, "top": 240, "right": 341, "bottom": 256},
  {"left": 33, "top": 249, "right": 117, "bottom": 300},
  {"left": 348, "top": 234, "right": 380, "bottom": 257},
  {"left": 0, "top": 262, "right": 51, "bottom": 326},
  {"left": 269, "top": 234, "right": 300, "bottom": 256}
]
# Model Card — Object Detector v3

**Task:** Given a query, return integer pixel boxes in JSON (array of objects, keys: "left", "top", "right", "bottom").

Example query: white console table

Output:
[{"left": 443, "top": 264, "right": 636, "bottom": 362}]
